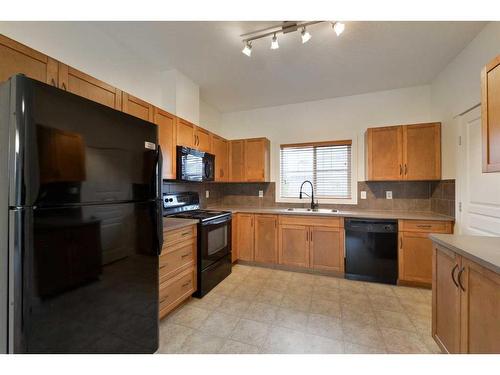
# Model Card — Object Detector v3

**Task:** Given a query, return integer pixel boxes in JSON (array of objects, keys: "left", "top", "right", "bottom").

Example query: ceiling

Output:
[{"left": 90, "top": 21, "right": 485, "bottom": 112}]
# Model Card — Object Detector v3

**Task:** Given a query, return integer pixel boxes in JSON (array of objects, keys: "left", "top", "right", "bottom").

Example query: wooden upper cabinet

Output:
[
  {"left": 254, "top": 215, "right": 278, "bottom": 264},
  {"left": 432, "top": 245, "right": 462, "bottom": 354},
  {"left": 58, "top": 64, "right": 122, "bottom": 110},
  {"left": 229, "top": 140, "right": 245, "bottom": 181},
  {"left": 366, "top": 123, "right": 441, "bottom": 181},
  {"left": 481, "top": 55, "right": 500, "bottom": 173},
  {"left": 310, "top": 226, "right": 343, "bottom": 272},
  {"left": 195, "top": 127, "right": 211, "bottom": 152},
  {"left": 366, "top": 126, "right": 403, "bottom": 180},
  {"left": 236, "top": 214, "right": 254, "bottom": 261},
  {"left": 176, "top": 118, "right": 195, "bottom": 148},
  {"left": 154, "top": 107, "right": 177, "bottom": 180},
  {"left": 211, "top": 135, "right": 229, "bottom": 181},
  {"left": 279, "top": 224, "right": 309, "bottom": 268},
  {"left": 244, "top": 138, "right": 270, "bottom": 182},
  {"left": 403, "top": 123, "right": 441, "bottom": 180},
  {"left": 122, "top": 92, "right": 154, "bottom": 122},
  {"left": 0, "top": 34, "right": 58, "bottom": 85}
]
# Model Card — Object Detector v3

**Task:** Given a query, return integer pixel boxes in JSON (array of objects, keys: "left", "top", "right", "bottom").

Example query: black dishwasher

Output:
[{"left": 345, "top": 218, "right": 398, "bottom": 285}]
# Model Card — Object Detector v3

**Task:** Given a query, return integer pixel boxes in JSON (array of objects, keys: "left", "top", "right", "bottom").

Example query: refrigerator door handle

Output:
[{"left": 156, "top": 145, "right": 164, "bottom": 254}]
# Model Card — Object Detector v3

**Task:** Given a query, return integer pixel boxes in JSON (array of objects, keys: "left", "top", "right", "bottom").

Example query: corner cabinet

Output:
[
  {"left": 211, "top": 135, "right": 229, "bottom": 181},
  {"left": 229, "top": 138, "right": 270, "bottom": 182},
  {"left": 481, "top": 55, "right": 500, "bottom": 172},
  {"left": 366, "top": 123, "right": 441, "bottom": 181},
  {"left": 432, "top": 243, "right": 500, "bottom": 353}
]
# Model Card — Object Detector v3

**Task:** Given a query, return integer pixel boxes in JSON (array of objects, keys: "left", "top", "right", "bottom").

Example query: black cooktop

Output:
[{"left": 170, "top": 209, "right": 231, "bottom": 222}]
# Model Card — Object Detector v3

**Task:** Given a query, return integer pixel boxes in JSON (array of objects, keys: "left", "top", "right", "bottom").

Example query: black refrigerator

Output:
[{"left": 0, "top": 75, "right": 163, "bottom": 353}]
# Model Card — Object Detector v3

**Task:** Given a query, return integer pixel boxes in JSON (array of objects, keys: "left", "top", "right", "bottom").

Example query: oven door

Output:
[{"left": 199, "top": 216, "right": 231, "bottom": 270}]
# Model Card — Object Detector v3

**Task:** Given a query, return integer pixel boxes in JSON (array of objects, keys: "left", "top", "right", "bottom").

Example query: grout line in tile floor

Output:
[{"left": 158, "top": 264, "right": 439, "bottom": 354}]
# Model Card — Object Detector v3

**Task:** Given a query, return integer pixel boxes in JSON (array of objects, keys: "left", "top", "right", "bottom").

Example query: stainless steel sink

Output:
[{"left": 285, "top": 208, "right": 340, "bottom": 214}]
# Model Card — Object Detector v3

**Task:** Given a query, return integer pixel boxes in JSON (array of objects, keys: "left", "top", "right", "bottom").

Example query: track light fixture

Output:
[
  {"left": 301, "top": 27, "right": 312, "bottom": 44},
  {"left": 270, "top": 33, "right": 279, "bottom": 50},
  {"left": 242, "top": 41, "right": 252, "bottom": 56},
  {"left": 240, "top": 21, "right": 345, "bottom": 56}
]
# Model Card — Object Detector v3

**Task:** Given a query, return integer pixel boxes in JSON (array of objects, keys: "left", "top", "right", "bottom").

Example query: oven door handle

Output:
[{"left": 202, "top": 216, "right": 232, "bottom": 226}]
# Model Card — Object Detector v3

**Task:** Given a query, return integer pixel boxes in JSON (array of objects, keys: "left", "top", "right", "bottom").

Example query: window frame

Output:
[{"left": 276, "top": 138, "right": 358, "bottom": 205}]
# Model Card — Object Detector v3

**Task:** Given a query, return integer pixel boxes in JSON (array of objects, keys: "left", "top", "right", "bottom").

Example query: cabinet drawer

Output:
[
  {"left": 279, "top": 215, "right": 340, "bottom": 228},
  {"left": 159, "top": 267, "right": 196, "bottom": 318},
  {"left": 400, "top": 220, "right": 452, "bottom": 233},
  {"left": 159, "top": 239, "right": 195, "bottom": 282},
  {"left": 164, "top": 224, "right": 197, "bottom": 245}
]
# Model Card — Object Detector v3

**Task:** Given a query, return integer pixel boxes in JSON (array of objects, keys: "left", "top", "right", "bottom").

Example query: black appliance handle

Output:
[
  {"left": 156, "top": 145, "right": 164, "bottom": 254},
  {"left": 201, "top": 216, "right": 231, "bottom": 227}
]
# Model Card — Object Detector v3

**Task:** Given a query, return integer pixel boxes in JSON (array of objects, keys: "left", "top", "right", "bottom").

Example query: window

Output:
[{"left": 280, "top": 140, "right": 352, "bottom": 200}]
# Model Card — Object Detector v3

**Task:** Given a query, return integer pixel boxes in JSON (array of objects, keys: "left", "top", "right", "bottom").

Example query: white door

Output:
[{"left": 457, "top": 106, "right": 500, "bottom": 235}]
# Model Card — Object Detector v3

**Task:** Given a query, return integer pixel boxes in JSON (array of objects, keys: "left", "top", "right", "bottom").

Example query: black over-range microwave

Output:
[{"left": 176, "top": 146, "right": 215, "bottom": 182}]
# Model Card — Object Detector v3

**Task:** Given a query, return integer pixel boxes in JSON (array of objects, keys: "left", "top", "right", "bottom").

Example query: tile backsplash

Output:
[{"left": 164, "top": 179, "right": 455, "bottom": 218}]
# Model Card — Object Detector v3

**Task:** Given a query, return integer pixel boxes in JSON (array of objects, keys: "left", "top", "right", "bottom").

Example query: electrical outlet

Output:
[
  {"left": 205, "top": 190, "right": 210, "bottom": 199},
  {"left": 258, "top": 190, "right": 264, "bottom": 198},
  {"left": 386, "top": 191, "right": 393, "bottom": 200},
  {"left": 360, "top": 191, "right": 367, "bottom": 199}
]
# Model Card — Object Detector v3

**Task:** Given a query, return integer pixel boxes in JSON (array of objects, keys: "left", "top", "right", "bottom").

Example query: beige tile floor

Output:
[{"left": 158, "top": 264, "right": 441, "bottom": 354}]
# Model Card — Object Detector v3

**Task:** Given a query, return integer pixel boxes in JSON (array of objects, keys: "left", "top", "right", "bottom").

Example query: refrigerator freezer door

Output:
[
  {"left": 6, "top": 76, "right": 158, "bottom": 208},
  {"left": 11, "top": 202, "right": 159, "bottom": 353}
]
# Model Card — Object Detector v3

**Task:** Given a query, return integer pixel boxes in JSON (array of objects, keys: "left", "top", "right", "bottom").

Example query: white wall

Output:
[
  {"left": 430, "top": 22, "right": 500, "bottom": 179},
  {"left": 199, "top": 100, "right": 222, "bottom": 134},
  {"left": 221, "top": 85, "right": 434, "bottom": 188}
]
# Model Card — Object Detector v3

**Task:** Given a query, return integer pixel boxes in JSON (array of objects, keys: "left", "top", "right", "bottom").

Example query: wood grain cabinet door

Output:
[
  {"left": 366, "top": 126, "right": 403, "bottom": 180},
  {"left": 310, "top": 226, "right": 343, "bottom": 272},
  {"left": 244, "top": 138, "right": 270, "bottom": 182},
  {"left": 0, "top": 34, "right": 58, "bottom": 85},
  {"left": 236, "top": 214, "right": 254, "bottom": 261},
  {"left": 212, "top": 135, "right": 229, "bottom": 181},
  {"left": 176, "top": 118, "right": 195, "bottom": 148},
  {"left": 254, "top": 215, "right": 278, "bottom": 263},
  {"left": 459, "top": 258, "right": 500, "bottom": 353},
  {"left": 481, "top": 56, "right": 500, "bottom": 172},
  {"left": 122, "top": 92, "right": 154, "bottom": 122},
  {"left": 58, "top": 64, "right": 122, "bottom": 110},
  {"left": 432, "top": 245, "right": 462, "bottom": 354},
  {"left": 403, "top": 123, "right": 441, "bottom": 180},
  {"left": 399, "top": 232, "right": 433, "bottom": 285},
  {"left": 279, "top": 224, "right": 309, "bottom": 268},
  {"left": 154, "top": 107, "right": 176, "bottom": 179},
  {"left": 195, "top": 127, "right": 211, "bottom": 152},
  {"left": 229, "top": 140, "right": 245, "bottom": 182}
]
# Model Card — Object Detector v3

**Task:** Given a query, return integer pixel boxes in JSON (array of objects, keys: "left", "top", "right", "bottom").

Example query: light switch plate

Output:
[
  {"left": 205, "top": 190, "right": 210, "bottom": 198},
  {"left": 258, "top": 190, "right": 264, "bottom": 198},
  {"left": 360, "top": 191, "right": 367, "bottom": 199},
  {"left": 386, "top": 191, "right": 393, "bottom": 199}
]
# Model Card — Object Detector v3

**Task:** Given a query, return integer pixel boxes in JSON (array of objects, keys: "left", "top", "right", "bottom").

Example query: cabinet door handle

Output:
[
  {"left": 400, "top": 236, "right": 403, "bottom": 249},
  {"left": 61, "top": 82, "right": 67, "bottom": 90},
  {"left": 50, "top": 78, "right": 56, "bottom": 86},
  {"left": 404, "top": 164, "right": 407, "bottom": 175},
  {"left": 399, "top": 164, "right": 402, "bottom": 176},
  {"left": 451, "top": 264, "right": 459, "bottom": 288},
  {"left": 457, "top": 266, "right": 466, "bottom": 291}
]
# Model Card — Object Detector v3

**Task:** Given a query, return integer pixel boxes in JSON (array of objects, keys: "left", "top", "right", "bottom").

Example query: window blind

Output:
[{"left": 280, "top": 141, "right": 352, "bottom": 199}]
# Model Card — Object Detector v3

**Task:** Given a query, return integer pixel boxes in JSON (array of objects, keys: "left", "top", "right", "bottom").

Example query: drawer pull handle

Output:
[
  {"left": 181, "top": 232, "right": 190, "bottom": 236},
  {"left": 159, "top": 265, "right": 167, "bottom": 269},
  {"left": 160, "top": 296, "right": 169, "bottom": 303},
  {"left": 416, "top": 225, "right": 432, "bottom": 228},
  {"left": 181, "top": 282, "right": 190, "bottom": 288},
  {"left": 181, "top": 253, "right": 191, "bottom": 258}
]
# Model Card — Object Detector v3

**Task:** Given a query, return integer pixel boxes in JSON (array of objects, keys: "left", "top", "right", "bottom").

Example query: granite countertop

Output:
[
  {"left": 208, "top": 206, "right": 454, "bottom": 222},
  {"left": 430, "top": 234, "right": 500, "bottom": 274},
  {"left": 163, "top": 217, "right": 198, "bottom": 231}
]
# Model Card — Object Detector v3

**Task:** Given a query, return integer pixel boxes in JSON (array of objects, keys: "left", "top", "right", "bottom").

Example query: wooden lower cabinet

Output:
[
  {"left": 432, "top": 243, "right": 500, "bottom": 353},
  {"left": 279, "top": 225, "right": 309, "bottom": 267},
  {"left": 236, "top": 214, "right": 254, "bottom": 261},
  {"left": 432, "top": 245, "right": 462, "bottom": 353},
  {"left": 159, "top": 224, "right": 197, "bottom": 319},
  {"left": 459, "top": 258, "right": 500, "bottom": 353},
  {"left": 254, "top": 215, "right": 278, "bottom": 263},
  {"left": 310, "top": 226, "right": 344, "bottom": 272},
  {"left": 399, "top": 220, "right": 453, "bottom": 286}
]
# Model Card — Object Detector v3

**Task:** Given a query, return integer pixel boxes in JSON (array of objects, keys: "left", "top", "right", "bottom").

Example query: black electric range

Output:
[{"left": 163, "top": 192, "right": 232, "bottom": 297}]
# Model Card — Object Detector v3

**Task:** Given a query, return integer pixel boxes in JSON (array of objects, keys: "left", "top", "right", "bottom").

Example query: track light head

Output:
[
  {"left": 301, "top": 27, "right": 312, "bottom": 44},
  {"left": 271, "top": 33, "right": 279, "bottom": 50},
  {"left": 242, "top": 41, "right": 252, "bottom": 57},
  {"left": 333, "top": 22, "right": 345, "bottom": 36}
]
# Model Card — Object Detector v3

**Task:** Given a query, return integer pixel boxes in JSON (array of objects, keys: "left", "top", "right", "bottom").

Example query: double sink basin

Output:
[{"left": 283, "top": 207, "right": 340, "bottom": 214}]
